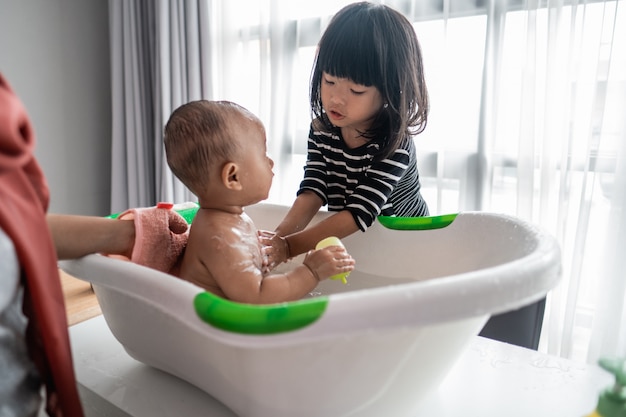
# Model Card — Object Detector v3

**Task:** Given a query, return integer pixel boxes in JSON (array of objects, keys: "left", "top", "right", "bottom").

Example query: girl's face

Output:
[{"left": 320, "top": 72, "right": 384, "bottom": 138}]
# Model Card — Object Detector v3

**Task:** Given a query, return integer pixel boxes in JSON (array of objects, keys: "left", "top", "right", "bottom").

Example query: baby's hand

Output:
[
  {"left": 258, "top": 230, "right": 289, "bottom": 273},
  {"left": 303, "top": 246, "right": 355, "bottom": 281}
]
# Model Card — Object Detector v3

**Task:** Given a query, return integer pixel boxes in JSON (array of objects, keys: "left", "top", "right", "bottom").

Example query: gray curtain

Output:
[
  {"left": 155, "top": 0, "right": 213, "bottom": 205},
  {"left": 109, "top": 0, "right": 156, "bottom": 212},
  {"left": 108, "top": 0, "right": 300, "bottom": 212},
  {"left": 109, "top": 0, "right": 211, "bottom": 212}
]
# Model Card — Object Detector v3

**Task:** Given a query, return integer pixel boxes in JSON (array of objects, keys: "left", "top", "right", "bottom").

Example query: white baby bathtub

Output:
[{"left": 60, "top": 203, "right": 561, "bottom": 417}]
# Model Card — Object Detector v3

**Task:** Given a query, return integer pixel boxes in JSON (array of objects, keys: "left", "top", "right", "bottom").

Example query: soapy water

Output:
[
  {"left": 270, "top": 254, "right": 431, "bottom": 298},
  {"left": 307, "top": 269, "right": 419, "bottom": 296}
]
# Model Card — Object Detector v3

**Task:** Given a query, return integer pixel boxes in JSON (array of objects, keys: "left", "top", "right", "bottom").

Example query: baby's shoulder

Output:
[{"left": 189, "top": 223, "right": 256, "bottom": 257}]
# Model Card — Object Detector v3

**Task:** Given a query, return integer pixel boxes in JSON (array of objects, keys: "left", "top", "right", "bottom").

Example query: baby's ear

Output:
[{"left": 222, "top": 162, "right": 242, "bottom": 190}]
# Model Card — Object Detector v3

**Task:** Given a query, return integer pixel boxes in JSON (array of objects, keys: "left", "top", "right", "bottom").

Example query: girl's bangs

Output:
[{"left": 318, "top": 28, "right": 380, "bottom": 88}]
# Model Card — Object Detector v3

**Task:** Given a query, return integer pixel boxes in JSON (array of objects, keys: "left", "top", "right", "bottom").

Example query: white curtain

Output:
[
  {"left": 481, "top": 0, "right": 626, "bottom": 363},
  {"left": 108, "top": 0, "right": 625, "bottom": 364},
  {"left": 400, "top": 0, "right": 625, "bottom": 363}
]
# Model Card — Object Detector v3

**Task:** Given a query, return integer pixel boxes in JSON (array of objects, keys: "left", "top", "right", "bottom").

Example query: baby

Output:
[{"left": 164, "top": 100, "right": 355, "bottom": 304}]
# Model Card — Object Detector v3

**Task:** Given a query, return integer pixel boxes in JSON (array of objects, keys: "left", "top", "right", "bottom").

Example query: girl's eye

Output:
[
  {"left": 323, "top": 78, "right": 335, "bottom": 85},
  {"left": 350, "top": 89, "right": 366, "bottom": 95}
]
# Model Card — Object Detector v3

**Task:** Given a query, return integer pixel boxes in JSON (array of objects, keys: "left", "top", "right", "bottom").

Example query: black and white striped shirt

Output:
[{"left": 298, "top": 122, "right": 429, "bottom": 231}]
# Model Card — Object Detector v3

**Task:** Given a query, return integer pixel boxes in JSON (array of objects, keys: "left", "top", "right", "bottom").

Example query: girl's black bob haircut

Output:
[{"left": 310, "top": 2, "right": 429, "bottom": 159}]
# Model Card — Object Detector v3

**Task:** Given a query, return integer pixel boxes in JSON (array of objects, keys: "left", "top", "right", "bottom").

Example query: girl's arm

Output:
[
  {"left": 284, "top": 210, "right": 360, "bottom": 258},
  {"left": 274, "top": 191, "right": 323, "bottom": 236},
  {"left": 259, "top": 191, "right": 322, "bottom": 269},
  {"left": 260, "top": 192, "right": 359, "bottom": 268},
  {"left": 47, "top": 214, "right": 135, "bottom": 260}
]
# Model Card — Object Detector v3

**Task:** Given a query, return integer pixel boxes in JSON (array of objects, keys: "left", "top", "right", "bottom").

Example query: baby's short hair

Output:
[{"left": 164, "top": 100, "right": 251, "bottom": 195}]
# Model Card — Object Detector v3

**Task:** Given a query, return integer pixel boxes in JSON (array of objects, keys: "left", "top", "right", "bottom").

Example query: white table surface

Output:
[{"left": 69, "top": 315, "right": 610, "bottom": 417}]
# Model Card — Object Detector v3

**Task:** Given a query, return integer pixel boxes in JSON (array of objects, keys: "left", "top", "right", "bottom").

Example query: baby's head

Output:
[{"left": 164, "top": 100, "right": 266, "bottom": 198}]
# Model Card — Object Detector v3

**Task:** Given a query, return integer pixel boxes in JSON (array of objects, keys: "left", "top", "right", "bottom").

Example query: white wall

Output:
[{"left": 0, "top": 0, "right": 112, "bottom": 215}]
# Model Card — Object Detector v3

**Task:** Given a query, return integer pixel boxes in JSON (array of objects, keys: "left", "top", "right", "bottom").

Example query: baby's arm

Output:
[
  {"left": 262, "top": 191, "right": 360, "bottom": 270},
  {"left": 261, "top": 208, "right": 359, "bottom": 272},
  {"left": 254, "top": 246, "right": 353, "bottom": 303},
  {"left": 206, "top": 234, "right": 354, "bottom": 304}
]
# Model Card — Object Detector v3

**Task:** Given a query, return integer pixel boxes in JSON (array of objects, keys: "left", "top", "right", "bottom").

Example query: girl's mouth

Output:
[{"left": 327, "top": 110, "right": 345, "bottom": 121}]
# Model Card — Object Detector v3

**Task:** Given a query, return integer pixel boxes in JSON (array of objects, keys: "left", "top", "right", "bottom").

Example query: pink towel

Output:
[{"left": 117, "top": 202, "right": 189, "bottom": 275}]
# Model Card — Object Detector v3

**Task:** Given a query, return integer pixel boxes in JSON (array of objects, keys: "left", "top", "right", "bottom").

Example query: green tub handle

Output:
[
  {"left": 377, "top": 213, "right": 458, "bottom": 230},
  {"left": 174, "top": 204, "right": 200, "bottom": 224},
  {"left": 106, "top": 203, "right": 200, "bottom": 224},
  {"left": 194, "top": 292, "right": 329, "bottom": 335}
]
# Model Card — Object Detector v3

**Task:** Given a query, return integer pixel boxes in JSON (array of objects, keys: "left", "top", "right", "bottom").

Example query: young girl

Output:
[{"left": 262, "top": 1, "right": 430, "bottom": 269}]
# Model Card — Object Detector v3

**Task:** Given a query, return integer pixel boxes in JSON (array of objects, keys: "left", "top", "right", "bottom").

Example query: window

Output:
[{"left": 215, "top": 0, "right": 624, "bottom": 361}]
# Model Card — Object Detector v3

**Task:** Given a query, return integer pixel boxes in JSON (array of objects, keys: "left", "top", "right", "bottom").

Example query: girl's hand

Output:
[
  {"left": 302, "top": 246, "right": 355, "bottom": 281},
  {"left": 258, "top": 230, "right": 289, "bottom": 273}
]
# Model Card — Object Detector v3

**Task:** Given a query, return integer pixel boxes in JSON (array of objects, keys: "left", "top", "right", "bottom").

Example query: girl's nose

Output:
[{"left": 330, "top": 93, "right": 343, "bottom": 105}]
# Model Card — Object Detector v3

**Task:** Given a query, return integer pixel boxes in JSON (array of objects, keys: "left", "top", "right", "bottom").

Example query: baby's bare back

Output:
[{"left": 179, "top": 209, "right": 263, "bottom": 298}]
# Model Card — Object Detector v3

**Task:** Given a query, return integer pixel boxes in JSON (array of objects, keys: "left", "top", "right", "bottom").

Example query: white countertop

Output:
[{"left": 70, "top": 315, "right": 610, "bottom": 417}]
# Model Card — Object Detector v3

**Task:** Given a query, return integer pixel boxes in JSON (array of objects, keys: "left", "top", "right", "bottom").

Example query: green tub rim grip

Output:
[
  {"left": 377, "top": 213, "right": 458, "bottom": 230},
  {"left": 193, "top": 292, "right": 329, "bottom": 334},
  {"left": 106, "top": 203, "right": 200, "bottom": 224},
  {"left": 175, "top": 204, "right": 201, "bottom": 224}
]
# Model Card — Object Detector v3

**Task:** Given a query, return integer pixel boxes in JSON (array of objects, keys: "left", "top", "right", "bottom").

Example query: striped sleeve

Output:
[
  {"left": 344, "top": 147, "right": 410, "bottom": 230},
  {"left": 298, "top": 123, "right": 429, "bottom": 232}
]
